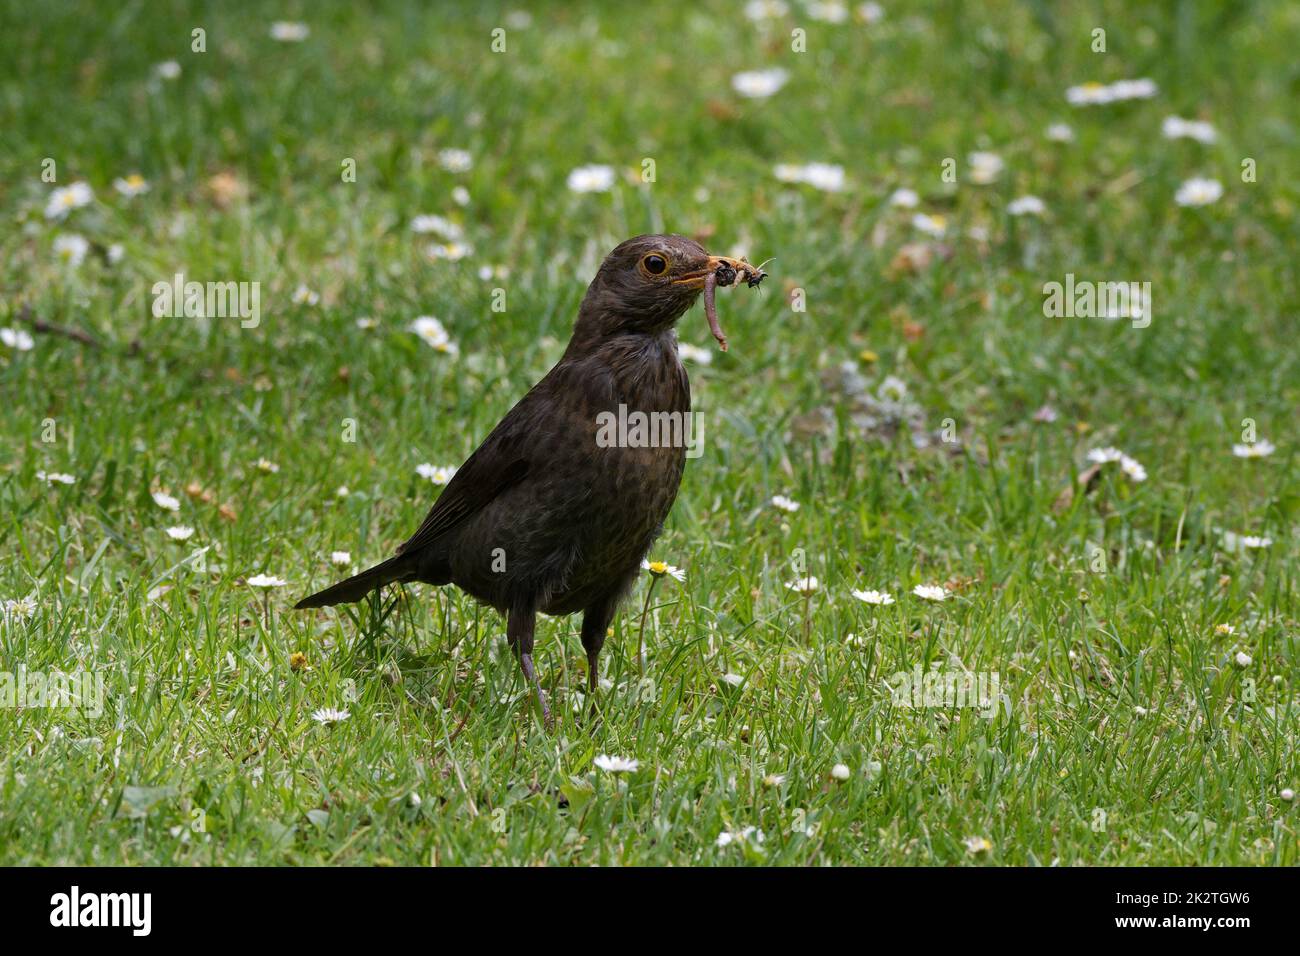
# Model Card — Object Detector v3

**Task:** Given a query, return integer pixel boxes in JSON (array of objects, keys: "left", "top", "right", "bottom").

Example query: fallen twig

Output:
[{"left": 19, "top": 304, "right": 142, "bottom": 355}]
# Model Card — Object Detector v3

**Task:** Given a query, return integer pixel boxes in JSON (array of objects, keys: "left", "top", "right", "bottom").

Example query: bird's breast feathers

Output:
[{"left": 449, "top": 333, "right": 691, "bottom": 608}]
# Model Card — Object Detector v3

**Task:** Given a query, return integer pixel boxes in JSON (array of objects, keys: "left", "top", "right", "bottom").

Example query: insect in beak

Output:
[{"left": 674, "top": 255, "right": 769, "bottom": 351}]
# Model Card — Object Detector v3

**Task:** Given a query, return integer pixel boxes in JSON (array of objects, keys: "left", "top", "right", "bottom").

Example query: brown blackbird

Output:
[{"left": 295, "top": 234, "right": 766, "bottom": 721}]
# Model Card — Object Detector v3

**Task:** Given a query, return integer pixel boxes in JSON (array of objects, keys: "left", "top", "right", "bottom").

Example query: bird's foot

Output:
[{"left": 519, "top": 653, "right": 552, "bottom": 728}]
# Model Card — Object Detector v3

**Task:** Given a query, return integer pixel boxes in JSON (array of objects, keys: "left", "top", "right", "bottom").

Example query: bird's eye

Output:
[{"left": 642, "top": 254, "right": 668, "bottom": 276}]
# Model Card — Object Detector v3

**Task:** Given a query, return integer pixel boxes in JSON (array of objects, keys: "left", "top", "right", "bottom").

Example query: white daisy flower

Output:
[
  {"left": 154, "top": 60, "right": 181, "bottom": 80},
  {"left": 807, "top": 163, "right": 848, "bottom": 192},
  {"left": 1215, "top": 623, "right": 1236, "bottom": 636},
  {"left": 291, "top": 284, "right": 320, "bottom": 306},
  {"left": 426, "top": 241, "right": 473, "bottom": 261},
  {"left": 677, "top": 342, "right": 713, "bottom": 364},
  {"left": 355, "top": 317, "right": 378, "bottom": 330},
  {"left": 963, "top": 835, "right": 993, "bottom": 855},
  {"left": 773, "top": 163, "right": 805, "bottom": 184},
  {"left": 1175, "top": 177, "right": 1223, "bottom": 207},
  {"left": 415, "top": 463, "right": 458, "bottom": 485},
  {"left": 762, "top": 772, "right": 787, "bottom": 787},
  {"left": 889, "top": 188, "right": 920, "bottom": 208},
  {"left": 1119, "top": 455, "right": 1148, "bottom": 482},
  {"left": 911, "top": 212, "right": 947, "bottom": 237},
  {"left": 1066, "top": 82, "right": 1113, "bottom": 106},
  {"left": 1162, "top": 116, "right": 1217, "bottom": 145},
  {"left": 912, "top": 584, "right": 949, "bottom": 602},
  {"left": 1045, "top": 123, "right": 1075, "bottom": 142},
  {"left": 151, "top": 490, "right": 181, "bottom": 511},
  {"left": 878, "top": 375, "right": 908, "bottom": 403},
  {"left": 830, "top": 763, "right": 851, "bottom": 781},
  {"left": 858, "top": 2, "right": 885, "bottom": 22},
  {"left": 807, "top": 1, "right": 849, "bottom": 23},
  {"left": 2, "top": 596, "right": 38, "bottom": 625},
  {"left": 967, "top": 152, "right": 1003, "bottom": 185},
  {"left": 311, "top": 707, "right": 350, "bottom": 726},
  {"left": 1232, "top": 440, "right": 1275, "bottom": 458},
  {"left": 113, "top": 174, "right": 150, "bottom": 198},
  {"left": 1234, "top": 651, "right": 1252, "bottom": 668},
  {"left": 1087, "top": 447, "right": 1147, "bottom": 481},
  {"left": 1281, "top": 789, "right": 1295, "bottom": 802},
  {"left": 716, "top": 826, "right": 764, "bottom": 848},
  {"left": 410, "top": 315, "right": 451, "bottom": 346},
  {"left": 1110, "top": 78, "right": 1158, "bottom": 100},
  {"left": 641, "top": 559, "right": 686, "bottom": 582},
  {"left": 254, "top": 458, "right": 279, "bottom": 474},
  {"left": 731, "top": 68, "right": 789, "bottom": 99},
  {"left": 335, "top": 485, "right": 350, "bottom": 498},
  {"left": 269, "top": 21, "right": 310, "bottom": 42},
  {"left": 744, "top": 0, "right": 789, "bottom": 20},
  {"left": 246, "top": 574, "right": 287, "bottom": 588},
  {"left": 1, "top": 328, "right": 36, "bottom": 351},
  {"left": 53, "top": 234, "right": 90, "bottom": 266},
  {"left": 410, "top": 214, "right": 462, "bottom": 239},
  {"left": 770, "top": 494, "right": 800, "bottom": 513},
  {"left": 45, "top": 182, "right": 94, "bottom": 220},
  {"left": 1068, "top": 77, "right": 1157, "bottom": 105},
  {"left": 1222, "top": 531, "right": 1273, "bottom": 552},
  {"left": 107, "top": 243, "right": 125, "bottom": 265},
  {"left": 429, "top": 337, "right": 460, "bottom": 357},
  {"left": 451, "top": 186, "right": 471, "bottom": 206},
  {"left": 437, "top": 148, "right": 473, "bottom": 172},
  {"left": 329, "top": 551, "right": 351, "bottom": 567},
  {"left": 773, "top": 162, "right": 845, "bottom": 192},
  {"left": 1087, "top": 447, "right": 1125, "bottom": 464},
  {"left": 35, "top": 470, "right": 75, "bottom": 485},
  {"left": 852, "top": 589, "right": 895, "bottom": 606},
  {"left": 1007, "top": 195, "right": 1046, "bottom": 217},
  {"left": 593, "top": 754, "right": 640, "bottom": 773},
  {"left": 165, "top": 526, "right": 194, "bottom": 541},
  {"left": 786, "top": 576, "right": 820, "bottom": 596},
  {"left": 566, "top": 164, "right": 616, "bottom": 193}
]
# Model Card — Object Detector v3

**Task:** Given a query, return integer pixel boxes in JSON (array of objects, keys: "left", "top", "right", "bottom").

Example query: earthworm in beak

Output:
[
  {"left": 703, "top": 270, "right": 727, "bottom": 351},
  {"left": 678, "top": 255, "right": 767, "bottom": 351}
]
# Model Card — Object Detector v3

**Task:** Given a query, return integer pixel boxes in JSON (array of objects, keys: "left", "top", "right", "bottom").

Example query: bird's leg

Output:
[
  {"left": 580, "top": 594, "right": 618, "bottom": 716},
  {"left": 507, "top": 607, "right": 549, "bottom": 726}
]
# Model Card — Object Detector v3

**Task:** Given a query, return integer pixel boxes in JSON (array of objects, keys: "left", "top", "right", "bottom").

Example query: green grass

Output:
[{"left": 2, "top": 0, "right": 1298, "bottom": 865}]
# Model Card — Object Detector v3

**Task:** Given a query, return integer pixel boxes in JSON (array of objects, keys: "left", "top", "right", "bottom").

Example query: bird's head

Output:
[{"left": 572, "top": 234, "right": 766, "bottom": 353}]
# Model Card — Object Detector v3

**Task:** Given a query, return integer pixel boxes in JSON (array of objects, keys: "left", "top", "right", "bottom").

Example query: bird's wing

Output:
[
  {"left": 394, "top": 357, "right": 583, "bottom": 558},
  {"left": 395, "top": 441, "right": 529, "bottom": 557}
]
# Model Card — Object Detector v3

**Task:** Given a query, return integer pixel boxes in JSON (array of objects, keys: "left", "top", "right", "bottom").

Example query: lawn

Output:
[{"left": 2, "top": 0, "right": 1298, "bottom": 865}]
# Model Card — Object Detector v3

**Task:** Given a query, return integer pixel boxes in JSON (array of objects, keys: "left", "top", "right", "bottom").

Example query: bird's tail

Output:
[{"left": 293, "top": 554, "right": 417, "bottom": 609}]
